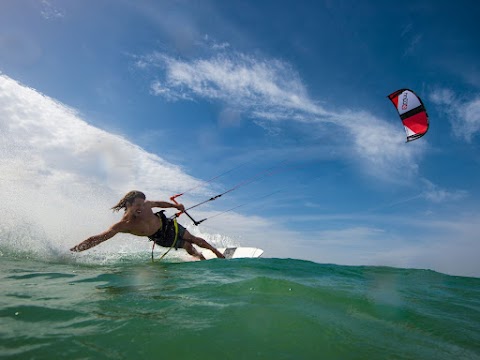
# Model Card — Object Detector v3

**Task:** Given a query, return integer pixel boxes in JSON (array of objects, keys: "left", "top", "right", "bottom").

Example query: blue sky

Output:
[{"left": 1, "top": 0, "right": 480, "bottom": 277}]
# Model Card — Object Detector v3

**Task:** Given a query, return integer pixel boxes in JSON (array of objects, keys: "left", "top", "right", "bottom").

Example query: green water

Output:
[{"left": 1, "top": 254, "right": 479, "bottom": 359}]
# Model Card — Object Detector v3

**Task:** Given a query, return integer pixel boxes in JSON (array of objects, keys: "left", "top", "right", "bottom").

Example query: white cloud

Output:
[
  {"left": 201, "top": 34, "right": 230, "bottom": 50},
  {"left": 461, "top": 98, "right": 480, "bottom": 141},
  {"left": 150, "top": 80, "right": 192, "bottom": 101},
  {"left": 138, "top": 52, "right": 330, "bottom": 119},
  {"left": 429, "top": 88, "right": 455, "bottom": 105},
  {"left": 40, "top": 0, "right": 65, "bottom": 20},
  {"left": 421, "top": 179, "right": 467, "bottom": 203},
  {"left": 430, "top": 88, "right": 480, "bottom": 142},
  {"left": 340, "top": 110, "right": 423, "bottom": 181}
]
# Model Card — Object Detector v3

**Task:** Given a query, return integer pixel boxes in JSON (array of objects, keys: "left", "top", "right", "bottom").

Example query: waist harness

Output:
[{"left": 149, "top": 211, "right": 179, "bottom": 261}]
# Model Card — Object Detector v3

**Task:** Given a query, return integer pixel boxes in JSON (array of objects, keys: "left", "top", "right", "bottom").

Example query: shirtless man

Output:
[{"left": 70, "top": 190, "right": 225, "bottom": 260}]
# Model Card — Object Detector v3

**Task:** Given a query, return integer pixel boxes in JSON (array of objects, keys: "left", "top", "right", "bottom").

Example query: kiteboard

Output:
[{"left": 201, "top": 247, "right": 264, "bottom": 260}]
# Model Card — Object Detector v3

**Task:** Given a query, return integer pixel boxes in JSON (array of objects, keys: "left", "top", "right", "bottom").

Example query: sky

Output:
[{"left": 1, "top": 0, "right": 480, "bottom": 277}]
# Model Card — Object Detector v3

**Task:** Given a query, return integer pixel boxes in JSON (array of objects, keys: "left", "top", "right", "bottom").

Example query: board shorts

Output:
[{"left": 148, "top": 211, "right": 186, "bottom": 249}]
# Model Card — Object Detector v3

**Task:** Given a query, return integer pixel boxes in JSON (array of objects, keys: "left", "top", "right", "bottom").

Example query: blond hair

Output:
[{"left": 111, "top": 191, "right": 146, "bottom": 212}]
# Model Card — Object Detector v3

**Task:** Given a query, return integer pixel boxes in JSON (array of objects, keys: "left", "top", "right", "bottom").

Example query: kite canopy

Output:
[{"left": 388, "top": 89, "right": 429, "bottom": 142}]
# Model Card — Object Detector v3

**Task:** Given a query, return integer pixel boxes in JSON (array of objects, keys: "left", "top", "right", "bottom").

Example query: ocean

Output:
[{"left": 1, "top": 251, "right": 479, "bottom": 360}]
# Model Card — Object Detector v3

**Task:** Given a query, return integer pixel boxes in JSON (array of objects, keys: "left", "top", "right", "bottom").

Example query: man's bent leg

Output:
[
  {"left": 182, "top": 231, "right": 226, "bottom": 259},
  {"left": 183, "top": 242, "right": 206, "bottom": 260}
]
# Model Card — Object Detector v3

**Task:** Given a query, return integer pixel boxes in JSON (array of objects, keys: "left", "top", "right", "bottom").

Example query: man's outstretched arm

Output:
[{"left": 70, "top": 226, "right": 120, "bottom": 252}]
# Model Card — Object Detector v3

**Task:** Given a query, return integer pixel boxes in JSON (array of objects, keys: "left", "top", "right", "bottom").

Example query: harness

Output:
[{"left": 150, "top": 211, "right": 179, "bottom": 262}]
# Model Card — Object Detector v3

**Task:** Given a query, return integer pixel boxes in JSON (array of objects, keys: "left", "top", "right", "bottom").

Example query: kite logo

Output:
[{"left": 402, "top": 92, "right": 409, "bottom": 110}]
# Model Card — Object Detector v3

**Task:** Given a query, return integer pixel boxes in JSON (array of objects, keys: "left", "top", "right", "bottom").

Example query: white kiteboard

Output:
[{"left": 201, "top": 247, "right": 264, "bottom": 260}]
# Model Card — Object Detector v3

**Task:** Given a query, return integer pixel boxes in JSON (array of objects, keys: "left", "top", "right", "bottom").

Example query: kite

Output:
[{"left": 388, "top": 89, "right": 429, "bottom": 142}]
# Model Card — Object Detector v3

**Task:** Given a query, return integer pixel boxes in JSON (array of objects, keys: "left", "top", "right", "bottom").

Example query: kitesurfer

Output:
[{"left": 70, "top": 190, "right": 225, "bottom": 260}]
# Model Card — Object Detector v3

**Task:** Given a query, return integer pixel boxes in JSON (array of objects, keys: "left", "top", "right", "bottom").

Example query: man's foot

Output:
[{"left": 213, "top": 249, "right": 225, "bottom": 259}]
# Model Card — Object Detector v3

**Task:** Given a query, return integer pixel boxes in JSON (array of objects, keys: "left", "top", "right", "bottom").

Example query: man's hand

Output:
[
  {"left": 175, "top": 203, "right": 185, "bottom": 212},
  {"left": 70, "top": 244, "right": 85, "bottom": 252},
  {"left": 70, "top": 240, "right": 92, "bottom": 252}
]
